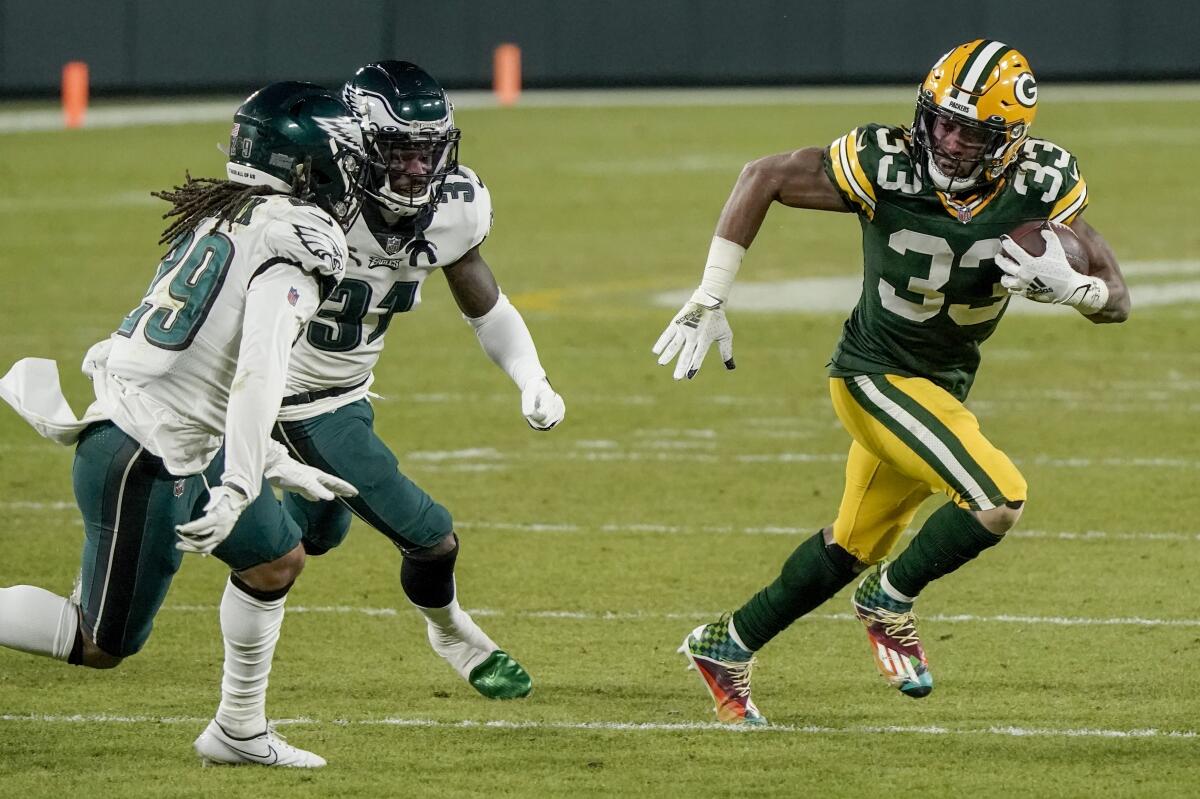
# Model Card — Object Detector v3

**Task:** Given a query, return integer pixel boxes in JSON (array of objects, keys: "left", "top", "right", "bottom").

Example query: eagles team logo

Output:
[
  {"left": 1014, "top": 72, "right": 1037, "bottom": 108},
  {"left": 310, "top": 115, "right": 366, "bottom": 158},
  {"left": 292, "top": 224, "right": 346, "bottom": 273}
]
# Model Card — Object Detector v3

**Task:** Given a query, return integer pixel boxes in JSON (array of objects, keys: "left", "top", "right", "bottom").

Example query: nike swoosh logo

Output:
[{"left": 222, "top": 741, "right": 279, "bottom": 765}]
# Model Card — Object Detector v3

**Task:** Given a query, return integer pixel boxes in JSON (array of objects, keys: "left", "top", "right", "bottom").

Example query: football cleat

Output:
[
  {"left": 852, "top": 565, "right": 933, "bottom": 698},
  {"left": 193, "top": 719, "right": 326, "bottom": 768},
  {"left": 678, "top": 614, "right": 766, "bottom": 725},
  {"left": 427, "top": 614, "right": 532, "bottom": 700}
]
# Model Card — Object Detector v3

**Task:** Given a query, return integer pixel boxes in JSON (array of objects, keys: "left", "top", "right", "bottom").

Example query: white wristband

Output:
[
  {"left": 696, "top": 236, "right": 745, "bottom": 304},
  {"left": 1071, "top": 276, "right": 1109, "bottom": 314}
]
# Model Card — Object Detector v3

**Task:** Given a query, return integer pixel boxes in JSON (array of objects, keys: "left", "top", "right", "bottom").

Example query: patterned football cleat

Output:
[
  {"left": 852, "top": 565, "right": 933, "bottom": 698},
  {"left": 193, "top": 719, "right": 326, "bottom": 768},
  {"left": 678, "top": 614, "right": 766, "bottom": 725}
]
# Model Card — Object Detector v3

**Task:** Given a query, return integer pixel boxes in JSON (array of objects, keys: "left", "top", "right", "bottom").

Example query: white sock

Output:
[
  {"left": 216, "top": 578, "right": 285, "bottom": 738},
  {"left": 726, "top": 617, "right": 755, "bottom": 653},
  {"left": 880, "top": 567, "right": 917, "bottom": 604},
  {"left": 0, "top": 585, "right": 78, "bottom": 661},
  {"left": 414, "top": 593, "right": 498, "bottom": 679}
]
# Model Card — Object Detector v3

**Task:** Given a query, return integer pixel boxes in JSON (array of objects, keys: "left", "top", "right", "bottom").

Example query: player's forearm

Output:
[
  {"left": 1074, "top": 220, "right": 1131, "bottom": 324},
  {"left": 221, "top": 273, "right": 315, "bottom": 497},
  {"left": 466, "top": 291, "right": 547, "bottom": 390}
]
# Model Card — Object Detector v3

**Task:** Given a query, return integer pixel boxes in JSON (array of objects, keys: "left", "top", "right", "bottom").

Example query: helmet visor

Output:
[
  {"left": 366, "top": 129, "right": 460, "bottom": 209},
  {"left": 915, "top": 100, "right": 1008, "bottom": 190}
]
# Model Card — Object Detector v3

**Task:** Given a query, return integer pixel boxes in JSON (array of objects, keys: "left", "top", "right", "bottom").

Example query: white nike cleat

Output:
[{"left": 193, "top": 719, "right": 326, "bottom": 768}]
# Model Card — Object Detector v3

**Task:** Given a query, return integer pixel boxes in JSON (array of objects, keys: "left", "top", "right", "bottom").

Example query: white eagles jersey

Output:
[
  {"left": 278, "top": 165, "right": 492, "bottom": 421},
  {"left": 99, "top": 195, "right": 347, "bottom": 480}
]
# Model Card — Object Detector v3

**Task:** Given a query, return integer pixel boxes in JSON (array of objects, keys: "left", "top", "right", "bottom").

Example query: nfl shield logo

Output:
[
  {"left": 956, "top": 206, "right": 973, "bottom": 224},
  {"left": 173, "top": 479, "right": 186, "bottom": 498},
  {"left": 288, "top": 287, "right": 300, "bottom": 306},
  {"left": 385, "top": 236, "right": 404, "bottom": 255}
]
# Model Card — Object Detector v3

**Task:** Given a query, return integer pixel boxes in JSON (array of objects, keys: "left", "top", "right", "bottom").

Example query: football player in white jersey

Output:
[
  {"left": 0, "top": 82, "right": 367, "bottom": 766},
  {"left": 237, "top": 60, "right": 564, "bottom": 699}
]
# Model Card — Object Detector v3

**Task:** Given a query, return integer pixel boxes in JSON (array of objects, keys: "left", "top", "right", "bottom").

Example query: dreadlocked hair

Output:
[{"left": 151, "top": 171, "right": 303, "bottom": 246}]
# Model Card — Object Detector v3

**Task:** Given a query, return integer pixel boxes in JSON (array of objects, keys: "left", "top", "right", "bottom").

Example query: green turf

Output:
[{"left": 1, "top": 89, "right": 1198, "bottom": 797}]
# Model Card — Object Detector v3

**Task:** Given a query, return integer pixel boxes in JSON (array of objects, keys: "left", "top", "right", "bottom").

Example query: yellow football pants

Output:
[{"left": 828, "top": 375, "right": 1027, "bottom": 564}]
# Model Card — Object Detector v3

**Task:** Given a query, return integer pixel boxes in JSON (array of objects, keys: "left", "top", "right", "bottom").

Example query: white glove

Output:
[
  {"left": 521, "top": 378, "right": 565, "bottom": 431},
  {"left": 651, "top": 290, "right": 735, "bottom": 380},
  {"left": 996, "top": 231, "right": 1108, "bottom": 313},
  {"left": 175, "top": 485, "right": 251, "bottom": 555},
  {"left": 265, "top": 453, "right": 359, "bottom": 502}
]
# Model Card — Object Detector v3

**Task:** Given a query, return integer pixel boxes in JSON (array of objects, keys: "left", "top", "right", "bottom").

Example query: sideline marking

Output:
[
  {"left": 0, "top": 713, "right": 1193, "bottom": 740},
  {"left": 3, "top": 502, "right": 1196, "bottom": 542},
  {"left": 160, "top": 604, "right": 1200, "bottom": 629},
  {"left": 654, "top": 264, "right": 1200, "bottom": 314},
  {"left": 3, "top": 84, "right": 1197, "bottom": 134}
]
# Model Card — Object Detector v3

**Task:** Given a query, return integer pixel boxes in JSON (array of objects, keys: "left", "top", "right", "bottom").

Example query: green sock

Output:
[
  {"left": 885, "top": 502, "right": 1004, "bottom": 599},
  {"left": 732, "top": 531, "right": 859, "bottom": 651}
]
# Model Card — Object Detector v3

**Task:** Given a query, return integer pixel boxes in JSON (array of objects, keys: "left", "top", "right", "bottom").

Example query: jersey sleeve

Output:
[
  {"left": 446, "top": 165, "right": 493, "bottom": 250},
  {"left": 823, "top": 125, "right": 883, "bottom": 220},
  {"left": 260, "top": 202, "right": 349, "bottom": 300},
  {"left": 219, "top": 264, "right": 320, "bottom": 499},
  {"left": 1016, "top": 139, "right": 1089, "bottom": 224}
]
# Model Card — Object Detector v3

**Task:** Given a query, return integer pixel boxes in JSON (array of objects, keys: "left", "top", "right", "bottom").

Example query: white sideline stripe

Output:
[
  {"left": 2, "top": 83, "right": 1197, "bottom": 134},
  {"left": 162, "top": 604, "right": 1200, "bottom": 629},
  {"left": 3, "top": 502, "right": 1196, "bottom": 542},
  {"left": 0, "top": 713, "right": 1193, "bottom": 740},
  {"left": 655, "top": 265, "right": 1200, "bottom": 315}
]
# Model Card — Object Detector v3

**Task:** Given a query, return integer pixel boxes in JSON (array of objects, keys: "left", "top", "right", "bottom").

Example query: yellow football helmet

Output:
[{"left": 912, "top": 39, "right": 1037, "bottom": 193}]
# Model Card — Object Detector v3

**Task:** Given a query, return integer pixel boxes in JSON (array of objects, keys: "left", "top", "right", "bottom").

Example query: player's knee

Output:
[
  {"left": 820, "top": 525, "right": 871, "bottom": 573},
  {"left": 237, "top": 543, "right": 306, "bottom": 593},
  {"left": 80, "top": 636, "right": 124, "bottom": 670},
  {"left": 974, "top": 500, "right": 1024, "bottom": 535},
  {"left": 404, "top": 531, "right": 458, "bottom": 562}
]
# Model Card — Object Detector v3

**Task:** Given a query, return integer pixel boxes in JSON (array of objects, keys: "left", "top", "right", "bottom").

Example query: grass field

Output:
[{"left": 1, "top": 86, "right": 1198, "bottom": 797}]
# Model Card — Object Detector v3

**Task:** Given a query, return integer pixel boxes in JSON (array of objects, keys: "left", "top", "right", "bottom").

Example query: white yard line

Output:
[
  {"left": 2, "top": 502, "right": 1196, "bottom": 542},
  {"left": 0, "top": 710, "right": 1190, "bottom": 739},
  {"left": 3, "top": 83, "right": 1197, "bottom": 134},
  {"left": 0, "top": 712, "right": 1193, "bottom": 740},
  {"left": 159, "top": 604, "right": 1200, "bottom": 629}
]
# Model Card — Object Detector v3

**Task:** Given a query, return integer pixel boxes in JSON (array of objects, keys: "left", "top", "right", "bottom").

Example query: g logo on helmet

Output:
[{"left": 1014, "top": 72, "right": 1037, "bottom": 108}]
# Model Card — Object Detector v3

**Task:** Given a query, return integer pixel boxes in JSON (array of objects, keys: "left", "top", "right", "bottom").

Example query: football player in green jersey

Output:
[{"left": 655, "top": 39, "right": 1130, "bottom": 725}]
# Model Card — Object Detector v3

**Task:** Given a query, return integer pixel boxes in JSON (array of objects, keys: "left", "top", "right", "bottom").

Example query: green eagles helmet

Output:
[
  {"left": 226, "top": 81, "right": 368, "bottom": 230},
  {"left": 341, "top": 61, "right": 461, "bottom": 216}
]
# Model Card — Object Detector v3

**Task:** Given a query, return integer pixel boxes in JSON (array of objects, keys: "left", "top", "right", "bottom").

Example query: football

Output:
[{"left": 1006, "top": 220, "right": 1090, "bottom": 274}]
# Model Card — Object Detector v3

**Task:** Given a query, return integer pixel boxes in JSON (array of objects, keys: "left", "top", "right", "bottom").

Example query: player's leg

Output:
[
  {"left": 274, "top": 400, "right": 531, "bottom": 699},
  {"left": 833, "top": 374, "right": 1026, "bottom": 695},
  {"left": 680, "top": 440, "right": 927, "bottom": 723},
  {"left": 0, "top": 422, "right": 187, "bottom": 669},
  {"left": 193, "top": 453, "right": 322, "bottom": 768}
]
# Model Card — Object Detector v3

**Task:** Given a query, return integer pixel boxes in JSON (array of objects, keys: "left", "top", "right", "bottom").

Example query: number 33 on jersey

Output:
[{"left": 824, "top": 124, "right": 1088, "bottom": 400}]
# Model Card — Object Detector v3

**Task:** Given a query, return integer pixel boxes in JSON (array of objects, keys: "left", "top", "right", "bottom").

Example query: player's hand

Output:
[
  {"left": 995, "top": 231, "right": 1107, "bottom": 310},
  {"left": 175, "top": 485, "right": 251, "bottom": 555},
  {"left": 651, "top": 290, "right": 735, "bottom": 380},
  {"left": 265, "top": 455, "right": 359, "bottom": 502},
  {"left": 521, "top": 378, "right": 565, "bottom": 431}
]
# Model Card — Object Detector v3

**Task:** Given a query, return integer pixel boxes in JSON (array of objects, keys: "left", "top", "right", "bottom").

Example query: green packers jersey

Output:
[{"left": 822, "top": 123, "right": 1088, "bottom": 399}]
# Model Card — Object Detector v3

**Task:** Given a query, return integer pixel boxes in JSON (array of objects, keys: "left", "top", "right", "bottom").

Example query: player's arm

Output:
[
  {"left": 715, "top": 147, "right": 852, "bottom": 248},
  {"left": 177, "top": 218, "right": 357, "bottom": 554},
  {"left": 1069, "top": 216, "right": 1130, "bottom": 324},
  {"left": 444, "top": 246, "right": 565, "bottom": 431},
  {"left": 175, "top": 266, "right": 322, "bottom": 554},
  {"left": 652, "top": 147, "right": 850, "bottom": 380}
]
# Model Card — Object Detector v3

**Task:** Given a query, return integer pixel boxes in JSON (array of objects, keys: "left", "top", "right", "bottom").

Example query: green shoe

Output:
[{"left": 468, "top": 650, "right": 533, "bottom": 699}]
